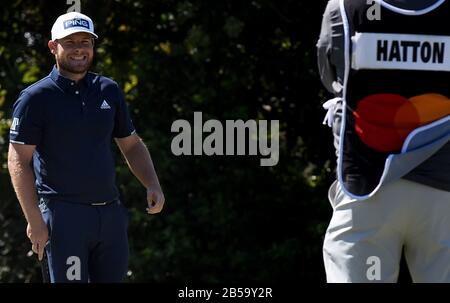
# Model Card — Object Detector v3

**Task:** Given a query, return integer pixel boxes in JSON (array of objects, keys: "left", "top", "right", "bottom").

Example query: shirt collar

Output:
[{"left": 49, "top": 65, "right": 93, "bottom": 91}]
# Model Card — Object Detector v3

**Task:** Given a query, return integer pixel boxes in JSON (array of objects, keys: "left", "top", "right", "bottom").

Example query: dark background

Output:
[{"left": 0, "top": 0, "right": 410, "bottom": 283}]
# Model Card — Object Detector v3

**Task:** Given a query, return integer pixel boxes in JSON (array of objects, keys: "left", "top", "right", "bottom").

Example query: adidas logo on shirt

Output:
[{"left": 100, "top": 100, "right": 111, "bottom": 110}]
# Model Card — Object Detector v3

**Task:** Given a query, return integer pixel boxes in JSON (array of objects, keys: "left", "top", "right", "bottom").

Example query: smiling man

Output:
[{"left": 7, "top": 12, "right": 165, "bottom": 283}]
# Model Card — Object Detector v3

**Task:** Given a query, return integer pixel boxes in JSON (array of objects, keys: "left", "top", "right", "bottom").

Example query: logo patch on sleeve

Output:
[
  {"left": 10, "top": 117, "right": 20, "bottom": 134},
  {"left": 11, "top": 117, "right": 20, "bottom": 131}
]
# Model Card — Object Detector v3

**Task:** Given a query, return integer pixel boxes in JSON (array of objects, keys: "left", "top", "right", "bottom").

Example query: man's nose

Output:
[
  {"left": 71, "top": 41, "right": 90, "bottom": 50},
  {"left": 73, "top": 43, "right": 83, "bottom": 50}
]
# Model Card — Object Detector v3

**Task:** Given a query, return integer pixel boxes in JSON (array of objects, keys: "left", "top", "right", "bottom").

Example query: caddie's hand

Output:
[
  {"left": 27, "top": 221, "right": 49, "bottom": 261},
  {"left": 146, "top": 184, "right": 165, "bottom": 214}
]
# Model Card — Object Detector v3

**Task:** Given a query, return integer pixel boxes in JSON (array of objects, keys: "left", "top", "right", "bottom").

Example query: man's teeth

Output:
[{"left": 71, "top": 56, "right": 85, "bottom": 60}]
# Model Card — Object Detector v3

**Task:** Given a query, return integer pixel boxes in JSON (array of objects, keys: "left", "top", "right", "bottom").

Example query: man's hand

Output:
[
  {"left": 146, "top": 184, "right": 165, "bottom": 214},
  {"left": 26, "top": 220, "right": 49, "bottom": 261}
]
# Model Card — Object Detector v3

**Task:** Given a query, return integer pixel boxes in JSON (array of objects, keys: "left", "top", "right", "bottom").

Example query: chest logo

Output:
[{"left": 100, "top": 100, "right": 111, "bottom": 110}]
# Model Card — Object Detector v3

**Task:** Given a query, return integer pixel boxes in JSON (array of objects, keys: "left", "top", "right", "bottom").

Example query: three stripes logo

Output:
[{"left": 100, "top": 100, "right": 111, "bottom": 110}]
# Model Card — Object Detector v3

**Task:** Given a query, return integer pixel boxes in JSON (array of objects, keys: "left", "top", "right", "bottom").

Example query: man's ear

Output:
[{"left": 47, "top": 40, "right": 57, "bottom": 54}]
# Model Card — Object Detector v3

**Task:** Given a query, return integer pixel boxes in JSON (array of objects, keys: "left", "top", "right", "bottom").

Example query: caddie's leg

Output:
[
  {"left": 323, "top": 180, "right": 409, "bottom": 282},
  {"left": 402, "top": 181, "right": 450, "bottom": 282}
]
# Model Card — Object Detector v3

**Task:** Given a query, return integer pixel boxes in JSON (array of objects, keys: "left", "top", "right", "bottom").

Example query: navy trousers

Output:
[{"left": 39, "top": 199, "right": 129, "bottom": 283}]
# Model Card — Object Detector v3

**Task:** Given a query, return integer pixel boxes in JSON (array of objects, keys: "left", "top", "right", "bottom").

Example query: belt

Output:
[
  {"left": 39, "top": 198, "right": 119, "bottom": 206},
  {"left": 90, "top": 200, "right": 119, "bottom": 206}
]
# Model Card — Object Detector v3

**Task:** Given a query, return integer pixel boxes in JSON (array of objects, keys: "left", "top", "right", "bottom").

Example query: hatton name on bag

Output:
[
  {"left": 352, "top": 32, "right": 450, "bottom": 71},
  {"left": 377, "top": 39, "right": 444, "bottom": 64}
]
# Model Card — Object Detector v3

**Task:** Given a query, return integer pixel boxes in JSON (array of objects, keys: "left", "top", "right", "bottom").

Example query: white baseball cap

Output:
[{"left": 51, "top": 12, "right": 98, "bottom": 40}]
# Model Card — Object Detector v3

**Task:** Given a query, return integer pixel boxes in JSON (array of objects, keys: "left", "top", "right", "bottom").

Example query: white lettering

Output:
[
  {"left": 66, "top": 256, "right": 81, "bottom": 281},
  {"left": 11, "top": 117, "right": 20, "bottom": 131},
  {"left": 171, "top": 119, "right": 191, "bottom": 155},
  {"left": 170, "top": 112, "right": 279, "bottom": 166},
  {"left": 66, "top": 0, "right": 81, "bottom": 13},
  {"left": 178, "top": 287, "right": 212, "bottom": 300},
  {"left": 366, "top": 256, "right": 381, "bottom": 281},
  {"left": 366, "top": 0, "right": 381, "bottom": 21}
]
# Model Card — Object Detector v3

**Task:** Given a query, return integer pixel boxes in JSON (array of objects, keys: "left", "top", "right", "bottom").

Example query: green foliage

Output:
[{"left": 0, "top": 0, "right": 334, "bottom": 282}]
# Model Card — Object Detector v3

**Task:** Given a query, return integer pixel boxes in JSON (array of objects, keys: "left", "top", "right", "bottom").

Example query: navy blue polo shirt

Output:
[{"left": 10, "top": 66, "right": 135, "bottom": 203}]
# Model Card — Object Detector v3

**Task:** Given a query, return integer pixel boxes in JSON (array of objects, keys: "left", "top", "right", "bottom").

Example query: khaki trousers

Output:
[{"left": 323, "top": 179, "right": 450, "bottom": 282}]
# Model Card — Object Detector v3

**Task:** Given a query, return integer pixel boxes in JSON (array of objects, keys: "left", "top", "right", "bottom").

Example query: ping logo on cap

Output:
[{"left": 63, "top": 18, "right": 90, "bottom": 30}]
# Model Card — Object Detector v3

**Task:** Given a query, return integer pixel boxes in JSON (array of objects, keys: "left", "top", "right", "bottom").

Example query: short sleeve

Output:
[
  {"left": 9, "top": 91, "right": 43, "bottom": 145},
  {"left": 113, "top": 86, "right": 136, "bottom": 138}
]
